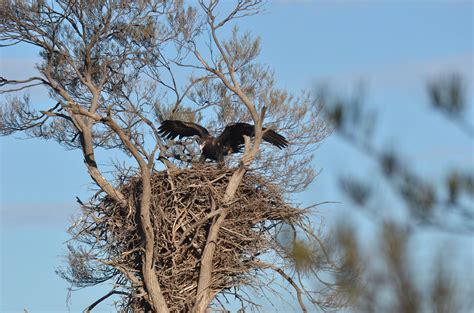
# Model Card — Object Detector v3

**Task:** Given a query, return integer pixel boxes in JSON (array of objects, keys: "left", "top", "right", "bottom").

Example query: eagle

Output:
[{"left": 158, "top": 120, "right": 289, "bottom": 163}]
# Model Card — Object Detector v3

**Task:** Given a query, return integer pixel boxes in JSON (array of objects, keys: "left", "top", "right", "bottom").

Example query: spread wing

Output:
[
  {"left": 217, "top": 123, "right": 289, "bottom": 150},
  {"left": 158, "top": 120, "right": 210, "bottom": 140}
]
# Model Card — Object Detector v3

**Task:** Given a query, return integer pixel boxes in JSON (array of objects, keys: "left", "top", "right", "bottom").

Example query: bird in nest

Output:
[{"left": 158, "top": 119, "right": 289, "bottom": 163}]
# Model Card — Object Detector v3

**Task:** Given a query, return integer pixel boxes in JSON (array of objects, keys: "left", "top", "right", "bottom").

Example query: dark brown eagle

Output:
[{"left": 158, "top": 120, "right": 289, "bottom": 162}]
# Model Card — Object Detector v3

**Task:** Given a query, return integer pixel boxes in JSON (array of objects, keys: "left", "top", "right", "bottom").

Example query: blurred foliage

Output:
[
  {"left": 320, "top": 74, "right": 474, "bottom": 233},
  {"left": 327, "top": 73, "right": 473, "bottom": 311},
  {"left": 428, "top": 73, "right": 465, "bottom": 117},
  {"left": 427, "top": 73, "right": 473, "bottom": 138},
  {"left": 339, "top": 176, "right": 372, "bottom": 207},
  {"left": 289, "top": 239, "right": 320, "bottom": 273},
  {"left": 334, "top": 222, "right": 471, "bottom": 313},
  {"left": 333, "top": 223, "right": 362, "bottom": 303},
  {"left": 285, "top": 73, "right": 473, "bottom": 312}
]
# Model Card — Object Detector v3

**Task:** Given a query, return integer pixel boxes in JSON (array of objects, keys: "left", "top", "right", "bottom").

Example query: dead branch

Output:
[{"left": 83, "top": 290, "right": 129, "bottom": 313}]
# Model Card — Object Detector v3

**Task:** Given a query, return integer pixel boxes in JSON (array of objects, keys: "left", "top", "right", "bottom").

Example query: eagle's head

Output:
[{"left": 195, "top": 136, "right": 205, "bottom": 151}]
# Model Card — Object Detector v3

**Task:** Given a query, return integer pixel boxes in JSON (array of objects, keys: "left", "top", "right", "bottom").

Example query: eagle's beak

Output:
[{"left": 195, "top": 136, "right": 204, "bottom": 151}]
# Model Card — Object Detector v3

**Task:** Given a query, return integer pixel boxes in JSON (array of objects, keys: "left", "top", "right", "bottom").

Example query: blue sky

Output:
[{"left": 1, "top": 1, "right": 473, "bottom": 312}]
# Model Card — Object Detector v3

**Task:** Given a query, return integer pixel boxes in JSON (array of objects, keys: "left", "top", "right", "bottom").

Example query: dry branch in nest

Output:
[{"left": 65, "top": 165, "right": 305, "bottom": 311}]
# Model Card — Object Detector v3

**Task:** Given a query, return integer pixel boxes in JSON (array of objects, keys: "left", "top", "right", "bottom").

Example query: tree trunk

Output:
[
  {"left": 139, "top": 171, "right": 170, "bottom": 312},
  {"left": 193, "top": 167, "right": 246, "bottom": 312}
]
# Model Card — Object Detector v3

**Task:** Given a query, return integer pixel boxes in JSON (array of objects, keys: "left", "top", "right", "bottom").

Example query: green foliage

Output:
[
  {"left": 314, "top": 73, "right": 473, "bottom": 311},
  {"left": 428, "top": 73, "right": 465, "bottom": 117}
]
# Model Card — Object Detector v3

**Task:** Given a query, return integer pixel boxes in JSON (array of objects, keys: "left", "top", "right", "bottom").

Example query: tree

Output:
[
  {"left": 1, "top": 1, "right": 334, "bottom": 311},
  {"left": 318, "top": 73, "right": 473, "bottom": 312},
  {"left": 322, "top": 74, "right": 473, "bottom": 234},
  {"left": 330, "top": 221, "right": 471, "bottom": 313}
]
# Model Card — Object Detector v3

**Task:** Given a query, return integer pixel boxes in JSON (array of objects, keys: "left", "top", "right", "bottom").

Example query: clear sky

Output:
[{"left": 1, "top": 1, "right": 473, "bottom": 312}]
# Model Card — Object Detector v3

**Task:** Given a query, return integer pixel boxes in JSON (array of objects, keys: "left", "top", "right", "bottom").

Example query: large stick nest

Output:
[{"left": 74, "top": 165, "right": 304, "bottom": 311}]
